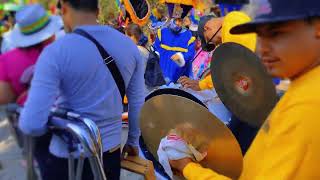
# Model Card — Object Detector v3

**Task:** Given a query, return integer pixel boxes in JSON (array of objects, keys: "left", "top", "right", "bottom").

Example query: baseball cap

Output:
[{"left": 231, "top": 0, "right": 320, "bottom": 34}]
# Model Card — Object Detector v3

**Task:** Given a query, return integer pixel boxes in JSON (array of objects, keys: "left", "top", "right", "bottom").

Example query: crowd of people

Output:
[{"left": 0, "top": 0, "right": 320, "bottom": 179}]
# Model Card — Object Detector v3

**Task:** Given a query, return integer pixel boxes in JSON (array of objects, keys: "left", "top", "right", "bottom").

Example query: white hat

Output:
[{"left": 9, "top": 4, "right": 63, "bottom": 48}]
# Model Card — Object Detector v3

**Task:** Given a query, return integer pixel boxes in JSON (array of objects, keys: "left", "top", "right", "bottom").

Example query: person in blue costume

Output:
[{"left": 154, "top": 4, "right": 196, "bottom": 83}]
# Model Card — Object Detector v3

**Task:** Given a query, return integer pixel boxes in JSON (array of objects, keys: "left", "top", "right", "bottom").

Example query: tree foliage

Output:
[{"left": 98, "top": 0, "right": 119, "bottom": 24}]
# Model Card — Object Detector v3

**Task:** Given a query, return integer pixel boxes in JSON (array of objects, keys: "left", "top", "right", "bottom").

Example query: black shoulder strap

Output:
[{"left": 73, "top": 29, "right": 126, "bottom": 100}]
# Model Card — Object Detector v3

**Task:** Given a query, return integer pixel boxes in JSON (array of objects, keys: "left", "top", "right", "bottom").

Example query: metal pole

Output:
[
  {"left": 25, "top": 136, "right": 37, "bottom": 180},
  {"left": 88, "top": 156, "right": 107, "bottom": 180},
  {"left": 68, "top": 155, "right": 76, "bottom": 180},
  {"left": 75, "top": 155, "right": 84, "bottom": 180},
  {"left": 82, "top": 118, "right": 103, "bottom": 165}
]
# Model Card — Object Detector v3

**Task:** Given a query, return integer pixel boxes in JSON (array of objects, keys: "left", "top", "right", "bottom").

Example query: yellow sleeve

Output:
[
  {"left": 199, "top": 75, "right": 214, "bottom": 90},
  {"left": 183, "top": 163, "right": 231, "bottom": 180},
  {"left": 157, "top": 29, "right": 162, "bottom": 41}
]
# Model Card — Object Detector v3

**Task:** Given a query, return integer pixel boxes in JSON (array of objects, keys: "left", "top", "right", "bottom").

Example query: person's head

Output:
[
  {"left": 1, "top": 11, "right": 16, "bottom": 30},
  {"left": 125, "top": 23, "right": 148, "bottom": 46},
  {"left": 183, "top": 16, "right": 192, "bottom": 28},
  {"left": 125, "top": 23, "right": 143, "bottom": 44},
  {"left": 198, "top": 15, "right": 223, "bottom": 51},
  {"left": 210, "top": 5, "right": 221, "bottom": 17},
  {"left": 231, "top": 0, "right": 320, "bottom": 80},
  {"left": 255, "top": 19, "right": 320, "bottom": 79},
  {"left": 169, "top": 18, "right": 184, "bottom": 34},
  {"left": 57, "top": 0, "right": 98, "bottom": 32},
  {"left": 174, "top": 18, "right": 183, "bottom": 27},
  {"left": 156, "top": 5, "right": 167, "bottom": 20},
  {"left": 203, "top": 17, "right": 223, "bottom": 45}
]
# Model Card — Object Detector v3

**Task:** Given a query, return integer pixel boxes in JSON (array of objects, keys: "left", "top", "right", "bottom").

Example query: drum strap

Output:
[{"left": 73, "top": 29, "right": 126, "bottom": 101}]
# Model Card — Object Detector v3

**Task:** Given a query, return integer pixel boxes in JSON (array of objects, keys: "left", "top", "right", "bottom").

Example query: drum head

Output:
[
  {"left": 146, "top": 88, "right": 207, "bottom": 108},
  {"left": 140, "top": 95, "right": 243, "bottom": 179},
  {"left": 211, "top": 42, "right": 277, "bottom": 127}
]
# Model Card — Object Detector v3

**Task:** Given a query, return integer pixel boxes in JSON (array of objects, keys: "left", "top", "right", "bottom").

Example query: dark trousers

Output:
[
  {"left": 36, "top": 145, "right": 121, "bottom": 180},
  {"left": 228, "top": 115, "right": 258, "bottom": 155}
]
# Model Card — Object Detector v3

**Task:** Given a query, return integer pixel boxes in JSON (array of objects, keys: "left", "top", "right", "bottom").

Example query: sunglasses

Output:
[{"left": 206, "top": 26, "right": 222, "bottom": 44}]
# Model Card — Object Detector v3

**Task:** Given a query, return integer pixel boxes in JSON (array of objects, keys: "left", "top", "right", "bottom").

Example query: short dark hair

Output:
[
  {"left": 59, "top": 0, "right": 98, "bottom": 12},
  {"left": 305, "top": 16, "right": 320, "bottom": 24},
  {"left": 125, "top": 23, "right": 143, "bottom": 41}
]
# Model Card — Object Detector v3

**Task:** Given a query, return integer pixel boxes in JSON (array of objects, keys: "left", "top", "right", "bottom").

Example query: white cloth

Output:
[
  {"left": 157, "top": 134, "right": 206, "bottom": 178},
  {"left": 173, "top": 52, "right": 186, "bottom": 67}
]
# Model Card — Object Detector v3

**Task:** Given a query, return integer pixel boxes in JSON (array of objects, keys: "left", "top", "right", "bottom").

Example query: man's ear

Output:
[
  {"left": 96, "top": 8, "right": 100, "bottom": 19},
  {"left": 60, "top": 1, "right": 68, "bottom": 16},
  {"left": 314, "top": 19, "right": 320, "bottom": 39},
  {"left": 204, "top": 25, "right": 209, "bottom": 31}
]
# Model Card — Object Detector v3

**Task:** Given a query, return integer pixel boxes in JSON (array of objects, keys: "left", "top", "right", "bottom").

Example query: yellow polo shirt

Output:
[{"left": 183, "top": 66, "right": 320, "bottom": 180}]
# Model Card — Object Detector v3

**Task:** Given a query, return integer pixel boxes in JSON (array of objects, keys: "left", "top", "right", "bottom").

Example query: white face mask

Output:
[{"left": 169, "top": 19, "right": 182, "bottom": 34}]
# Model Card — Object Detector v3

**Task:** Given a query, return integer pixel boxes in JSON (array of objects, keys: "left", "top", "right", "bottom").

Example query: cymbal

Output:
[
  {"left": 211, "top": 42, "right": 277, "bottom": 128},
  {"left": 140, "top": 95, "right": 243, "bottom": 179}
]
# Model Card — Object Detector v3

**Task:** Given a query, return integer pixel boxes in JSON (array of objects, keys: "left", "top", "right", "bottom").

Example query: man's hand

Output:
[
  {"left": 169, "top": 157, "right": 193, "bottom": 173},
  {"left": 178, "top": 76, "right": 201, "bottom": 91},
  {"left": 171, "top": 54, "right": 181, "bottom": 62},
  {"left": 122, "top": 144, "right": 139, "bottom": 159}
]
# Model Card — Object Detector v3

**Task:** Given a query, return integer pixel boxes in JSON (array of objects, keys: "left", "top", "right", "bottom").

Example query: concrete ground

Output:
[
  {"left": 0, "top": 107, "right": 26, "bottom": 180},
  {"left": 0, "top": 107, "right": 144, "bottom": 180}
]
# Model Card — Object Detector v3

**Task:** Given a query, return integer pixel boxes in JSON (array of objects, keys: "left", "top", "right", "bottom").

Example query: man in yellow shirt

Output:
[
  {"left": 169, "top": 0, "right": 320, "bottom": 179},
  {"left": 178, "top": 11, "right": 256, "bottom": 91},
  {"left": 179, "top": 12, "right": 259, "bottom": 155}
]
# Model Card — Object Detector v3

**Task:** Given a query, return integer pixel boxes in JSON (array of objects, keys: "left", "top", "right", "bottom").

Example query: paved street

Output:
[
  {"left": 0, "top": 107, "right": 26, "bottom": 180},
  {"left": 0, "top": 107, "right": 144, "bottom": 180}
]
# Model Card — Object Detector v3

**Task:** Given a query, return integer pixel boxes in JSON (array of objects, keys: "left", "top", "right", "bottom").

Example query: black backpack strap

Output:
[{"left": 73, "top": 29, "right": 126, "bottom": 100}]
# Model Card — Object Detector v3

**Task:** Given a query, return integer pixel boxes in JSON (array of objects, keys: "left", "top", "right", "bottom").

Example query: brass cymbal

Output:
[
  {"left": 140, "top": 95, "right": 243, "bottom": 179},
  {"left": 211, "top": 42, "right": 278, "bottom": 128}
]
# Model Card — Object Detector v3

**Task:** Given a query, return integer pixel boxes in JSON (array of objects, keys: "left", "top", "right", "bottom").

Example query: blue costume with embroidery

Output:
[{"left": 154, "top": 28, "right": 196, "bottom": 83}]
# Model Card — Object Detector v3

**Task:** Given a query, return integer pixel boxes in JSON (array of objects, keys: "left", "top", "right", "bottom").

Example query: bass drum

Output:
[
  {"left": 139, "top": 86, "right": 232, "bottom": 179},
  {"left": 146, "top": 86, "right": 231, "bottom": 123}
]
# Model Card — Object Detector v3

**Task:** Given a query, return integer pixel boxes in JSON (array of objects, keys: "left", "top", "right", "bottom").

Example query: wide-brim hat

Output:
[
  {"left": 231, "top": 0, "right": 320, "bottom": 34},
  {"left": 9, "top": 4, "right": 63, "bottom": 48}
]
